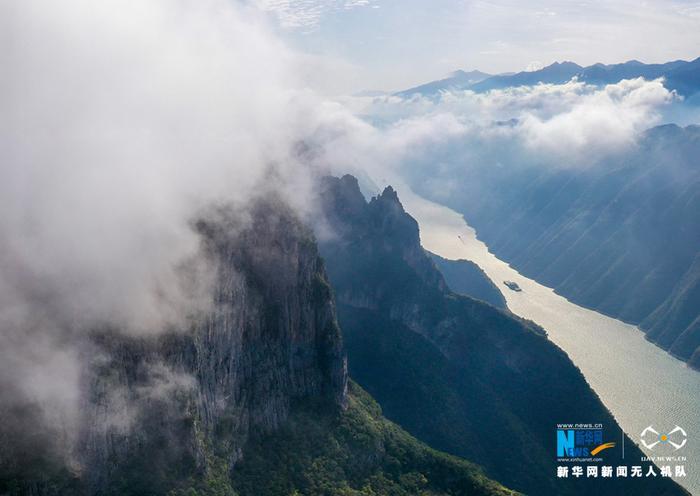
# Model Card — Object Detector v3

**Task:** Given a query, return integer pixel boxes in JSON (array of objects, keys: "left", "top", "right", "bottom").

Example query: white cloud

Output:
[
  {"left": 255, "top": 0, "right": 379, "bottom": 30},
  {"left": 0, "top": 0, "right": 325, "bottom": 336},
  {"left": 342, "top": 77, "right": 678, "bottom": 167},
  {"left": 515, "top": 78, "right": 676, "bottom": 155},
  {"left": 0, "top": 0, "right": 345, "bottom": 439}
]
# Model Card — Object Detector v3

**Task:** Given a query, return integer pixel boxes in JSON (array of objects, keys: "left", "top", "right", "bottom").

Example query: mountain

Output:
[
  {"left": 428, "top": 252, "right": 507, "bottom": 308},
  {"left": 397, "top": 57, "right": 700, "bottom": 97},
  {"left": 316, "top": 174, "right": 688, "bottom": 496},
  {"left": 664, "top": 57, "right": 700, "bottom": 98},
  {"left": 644, "top": 252, "right": 700, "bottom": 369},
  {"left": 470, "top": 61, "right": 583, "bottom": 92},
  {"left": 578, "top": 59, "right": 687, "bottom": 85},
  {"left": 232, "top": 381, "right": 516, "bottom": 496},
  {"left": 0, "top": 198, "right": 513, "bottom": 496},
  {"left": 410, "top": 124, "right": 700, "bottom": 370},
  {"left": 395, "top": 70, "right": 492, "bottom": 98}
]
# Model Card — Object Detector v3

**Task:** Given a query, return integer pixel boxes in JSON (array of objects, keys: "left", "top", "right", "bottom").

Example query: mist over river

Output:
[{"left": 393, "top": 184, "right": 700, "bottom": 495}]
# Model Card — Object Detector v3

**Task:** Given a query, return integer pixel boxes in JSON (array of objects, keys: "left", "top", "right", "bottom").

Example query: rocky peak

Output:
[
  {"left": 320, "top": 175, "right": 369, "bottom": 228},
  {"left": 378, "top": 185, "right": 398, "bottom": 201},
  {"left": 319, "top": 175, "right": 448, "bottom": 297},
  {"left": 368, "top": 185, "right": 422, "bottom": 251}
]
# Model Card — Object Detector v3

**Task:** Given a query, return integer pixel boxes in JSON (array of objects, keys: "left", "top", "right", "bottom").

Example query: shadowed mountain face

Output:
[
  {"left": 410, "top": 124, "right": 700, "bottom": 370},
  {"left": 231, "top": 381, "right": 517, "bottom": 496},
  {"left": 428, "top": 252, "right": 507, "bottom": 309},
  {"left": 1, "top": 199, "right": 517, "bottom": 496},
  {"left": 316, "top": 174, "right": 688, "bottom": 496},
  {"left": 397, "top": 57, "right": 700, "bottom": 97}
]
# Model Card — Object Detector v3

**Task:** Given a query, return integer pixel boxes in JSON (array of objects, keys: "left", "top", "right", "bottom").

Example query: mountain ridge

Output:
[{"left": 395, "top": 57, "right": 700, "bottom": 97}]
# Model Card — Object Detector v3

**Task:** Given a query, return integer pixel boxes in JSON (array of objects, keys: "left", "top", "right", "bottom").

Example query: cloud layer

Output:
[
  {"left": 333, "top": 77, "right": 678, "bottom": 176},
  {"left": 0, "top": 0, "right": 337, "bottom": 445},
  {"left": 1, "top": 0, "right": 320, "bottom": 336}
]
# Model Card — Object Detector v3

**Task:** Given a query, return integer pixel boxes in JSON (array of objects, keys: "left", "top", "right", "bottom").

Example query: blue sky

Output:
[{"left": 256, "top": 0, "right": 700, "bottom": 92}]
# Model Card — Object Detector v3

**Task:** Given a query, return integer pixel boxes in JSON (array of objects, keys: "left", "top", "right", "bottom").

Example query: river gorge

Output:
[{"left": 396, "top": 186, "right": 700, "bottom": 495}]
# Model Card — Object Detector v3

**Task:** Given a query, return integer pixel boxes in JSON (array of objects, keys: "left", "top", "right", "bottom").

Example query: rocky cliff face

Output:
[{"left": 3, "top": 199, "right": 348, "bottom": 495}]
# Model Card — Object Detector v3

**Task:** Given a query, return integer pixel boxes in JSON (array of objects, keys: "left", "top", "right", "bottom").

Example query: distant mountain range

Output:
[
  {"left": 394, "top": 70, "right": 493, "bottom": 98},
  {"left": 395, "top": 57, "right": 700, "bottom": 98}
]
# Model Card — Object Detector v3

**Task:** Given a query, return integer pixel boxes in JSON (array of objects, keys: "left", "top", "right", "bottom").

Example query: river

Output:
[{"left": 394, "top": 184, "right": 700, "bottom": 495}]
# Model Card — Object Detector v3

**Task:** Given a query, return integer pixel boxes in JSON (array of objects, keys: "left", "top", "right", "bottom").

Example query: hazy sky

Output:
[{"left": 256, "top": 0, "right": 700, "bottom": 92}]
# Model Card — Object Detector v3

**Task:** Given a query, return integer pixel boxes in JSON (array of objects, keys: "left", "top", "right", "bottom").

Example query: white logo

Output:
[{"left": 640, "top": 425, "right": 687, "bottom": 450}]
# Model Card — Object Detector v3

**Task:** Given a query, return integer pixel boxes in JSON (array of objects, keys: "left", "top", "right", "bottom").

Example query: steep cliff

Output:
[
  {"left": 71, "top": 199, "right": 348, "bottom": 495},
  {"left": 317, "top": 174, "right": 688, "bottom": 496},
  {"left": 1, "top": 198, "right": 515, "bottom": 496}
]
